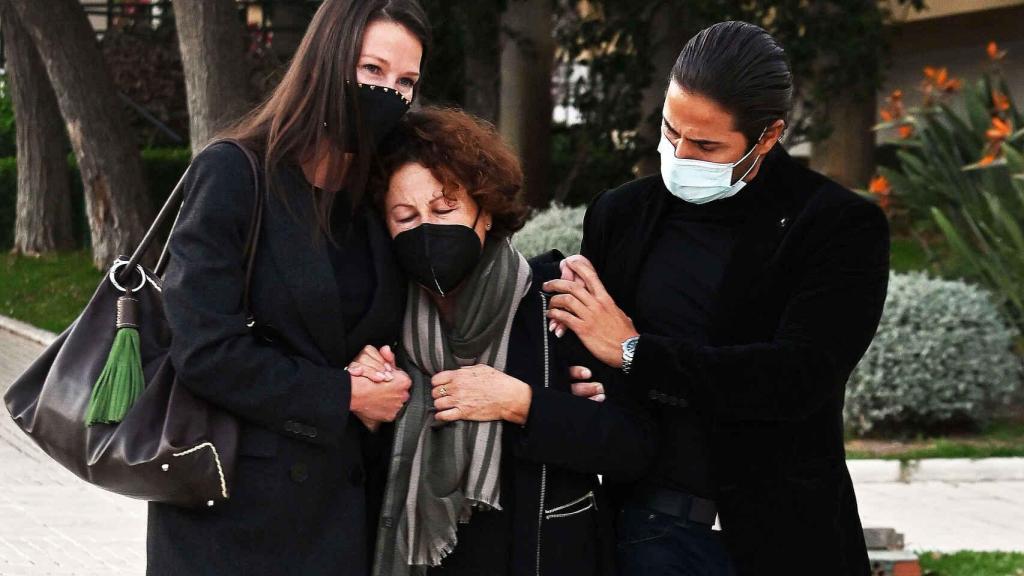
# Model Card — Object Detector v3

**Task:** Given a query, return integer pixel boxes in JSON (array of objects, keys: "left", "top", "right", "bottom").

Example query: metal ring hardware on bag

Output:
[
  {"left": 2, "top": 138, "right": 263, "bottom": 507},
  {"left": 109, "top": 260, "right": 148, "bottom": 293}
]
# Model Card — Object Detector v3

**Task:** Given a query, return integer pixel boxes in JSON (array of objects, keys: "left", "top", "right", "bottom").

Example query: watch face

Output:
[{"left": 624, "top": 337, "right": 638, "bottom": 354}]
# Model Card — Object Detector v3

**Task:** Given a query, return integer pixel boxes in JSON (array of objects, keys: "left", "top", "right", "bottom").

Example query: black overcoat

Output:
[
  {"left": 581, "top": 146, "right": 889, "bottom": 576},
  {"left": 377, "top": 254, "right": 659, "bottom": 576},
  {"left": 503, "top": 254, "right": 658, "bottom": 576},
  {"left": 147, "top": 142, "right": 406, "bottom": 575}
]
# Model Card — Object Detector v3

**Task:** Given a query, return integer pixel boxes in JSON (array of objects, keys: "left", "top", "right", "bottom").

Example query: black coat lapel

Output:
[
  {"left": 264, "top": 186, "right": 349, "bottom": 367},
  {"left": 604, "top": 183, "right": 671, "bottom": 319},
  {"left": 707, "top": 147, "right": 797, "bottom": 343}
]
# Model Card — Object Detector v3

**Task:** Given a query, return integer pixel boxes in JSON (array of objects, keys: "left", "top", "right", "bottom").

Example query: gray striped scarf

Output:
[{"left": 373, "top": 236, "right": 533, "bottom": 576}]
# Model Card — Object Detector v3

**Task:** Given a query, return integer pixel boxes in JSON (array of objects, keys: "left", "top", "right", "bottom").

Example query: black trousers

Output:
[{"left": 616, "top": 505, "right": 736, "bottom": 576}]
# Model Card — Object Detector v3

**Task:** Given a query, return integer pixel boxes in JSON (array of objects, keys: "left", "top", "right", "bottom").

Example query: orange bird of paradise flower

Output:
[
  {"left": 923, "top": 66, "right": 963, "bottom": 94},
  {"left": 879, "top": 90, "right": 914, "bottom": 139},
  {"left": 980, "top": 116, "right": 1013, "bottom": 166},
  {"left": 987, "top": 116, "right": 1012, "bottom": 141},
  {"left": 987, "top": 41, "right": 1007, "bottom": 62},
  {"left": 880, "top": 90, "right": 904, "bottom": 122},
  {"left": 868, "top": 175, "right": 892, "bottom": 212}
]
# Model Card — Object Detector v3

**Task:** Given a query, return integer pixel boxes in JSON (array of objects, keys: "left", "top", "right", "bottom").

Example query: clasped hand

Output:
[
  {"left": 346, "top": 345, "right": 411, "bottom": 432},
  {"left": 348, "top": 341, "right": 611, "bottom": 430}
]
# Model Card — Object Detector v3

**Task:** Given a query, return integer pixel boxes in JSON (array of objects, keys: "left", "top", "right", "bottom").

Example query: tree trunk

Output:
[
  {"left": 459, "top": 0, "right": 501, "bottom": 123},
  {"left": 173, "top": 0, "right": 250, "bottom": 154},
  {"left": 1, "top": 1, "right": 74, "bottom": 254},
  {"left": 499, "top": 0, "right": 554, "bottom": 208},
  {"left": 809, "top": 90, "right": 877, "bottom": 189},
  {"left": 634, "top": 3, "right": 691, "bottom": 177},
  {"left": 7, "top": 0, "right": 152, "bottom": 269}
]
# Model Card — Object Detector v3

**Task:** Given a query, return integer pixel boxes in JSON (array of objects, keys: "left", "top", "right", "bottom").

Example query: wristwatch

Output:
[{"left": 621, "top": 336, "right": 640, "bottom": 375}]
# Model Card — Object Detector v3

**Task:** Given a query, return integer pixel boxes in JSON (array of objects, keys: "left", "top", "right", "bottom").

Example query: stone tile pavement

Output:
[
  {"left": 1, "top": 328, "right": 146, "bottom": 575},
  {"left": 0, "top": 325, "right": 1022, "bottom": 575},
  {"left": 857, "top": 480, "right": 1024, "bottom": 552}
]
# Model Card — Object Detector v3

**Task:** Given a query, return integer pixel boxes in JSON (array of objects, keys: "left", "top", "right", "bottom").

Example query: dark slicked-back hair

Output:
[{"left": 671, "top": 21, "right": 793, "bottom": 147}]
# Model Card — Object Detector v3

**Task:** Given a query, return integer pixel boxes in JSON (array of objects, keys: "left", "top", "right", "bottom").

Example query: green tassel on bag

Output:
[{"left": 86, "top": 292, "right": 145, "bottom": 426}]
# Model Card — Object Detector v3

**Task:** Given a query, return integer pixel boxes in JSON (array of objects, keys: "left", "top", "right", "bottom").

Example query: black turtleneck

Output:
[{"left": 633, "top": 179, "right": 760, "bottom": 498}]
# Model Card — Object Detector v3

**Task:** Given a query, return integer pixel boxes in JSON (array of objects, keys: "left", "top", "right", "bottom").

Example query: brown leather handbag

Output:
[{"left": 3, "top": 139, "right": 263, "bottom": 508}]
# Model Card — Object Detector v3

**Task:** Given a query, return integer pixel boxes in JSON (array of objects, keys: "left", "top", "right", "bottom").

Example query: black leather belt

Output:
[{"left": 627, "top": 485, "right": 718, "bottom": 526}]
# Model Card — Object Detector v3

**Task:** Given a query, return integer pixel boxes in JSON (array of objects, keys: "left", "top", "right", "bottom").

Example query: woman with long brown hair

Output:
[{"left": 147, "top": 1, "right": 430, "bottom": 574}]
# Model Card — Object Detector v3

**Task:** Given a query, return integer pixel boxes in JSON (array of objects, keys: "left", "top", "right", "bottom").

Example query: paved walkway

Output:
[
  {"left": 857, "top": 480, "right": 1024, "bottom": 552},
  {"left": 0, "top": 325, "right": 1022, "bottom": 575},
  {"left": 1, "top": 328, "right": 146, "bottom": 575}
]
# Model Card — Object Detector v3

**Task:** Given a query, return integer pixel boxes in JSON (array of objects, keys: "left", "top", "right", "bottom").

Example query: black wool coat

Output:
[
  {"left": 502, "top": 254, "right": 658, "bottom": 576},
  {"left": 147, "top": 142, "right": 406, "bottom": 575},
  {"left": 581, "top": 146, "right": 889, "bottom": 576},
  {"left": 387, "top": 253, "right": 658, "bottom": 576}
]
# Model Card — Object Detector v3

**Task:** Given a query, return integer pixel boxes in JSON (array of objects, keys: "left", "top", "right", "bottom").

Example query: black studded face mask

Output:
[
  {"left": 343, "top": 82, "right": 411, "bottom": 152},
  {"left": 391, "top": 210, "right": 484, "bottom": 297}
]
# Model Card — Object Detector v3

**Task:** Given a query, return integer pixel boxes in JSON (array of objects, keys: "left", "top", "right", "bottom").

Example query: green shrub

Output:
[
  {"left": 513, "top": 203, "right": 586, "bottom": 259},
  {"left": 845, "top": 271, "right": 1023, "bottom": 436},
  {"left": 0, "top": 147, "right": 191, "bottom": 251}
]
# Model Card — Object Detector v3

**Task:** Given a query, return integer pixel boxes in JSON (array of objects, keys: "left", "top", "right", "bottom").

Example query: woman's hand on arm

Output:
[
  {"left": 568, "top": 365, "right": 606, "bottom": 402},
  {"left": 430, "top": 365, "right": 533, "bottom": 425}
]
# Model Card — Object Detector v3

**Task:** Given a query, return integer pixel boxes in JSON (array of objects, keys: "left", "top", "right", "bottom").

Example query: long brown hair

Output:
[{"left": 222, "top": 0, "right": 430, "bottom": 239}]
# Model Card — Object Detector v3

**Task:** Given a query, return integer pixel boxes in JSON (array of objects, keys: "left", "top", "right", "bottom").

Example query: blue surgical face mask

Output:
[{"left": 658, "top": 126, "right": 767, "bottom": 204}]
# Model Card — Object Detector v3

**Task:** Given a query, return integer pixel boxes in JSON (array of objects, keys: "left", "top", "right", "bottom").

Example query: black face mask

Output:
[
  {"left": 392, "top": 211, "right": 483, "bottom": 297},
  {"left": 343, "top": 82, "right": 411, "bottom": 152}
]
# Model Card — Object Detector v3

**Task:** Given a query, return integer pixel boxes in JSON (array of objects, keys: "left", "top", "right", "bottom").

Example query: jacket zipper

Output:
[
  {"left": 536, "top": 292, "right": 550, "bottom": 576},
  {"left": 544, "top": 490, "right": 596, "bottom": 519}
]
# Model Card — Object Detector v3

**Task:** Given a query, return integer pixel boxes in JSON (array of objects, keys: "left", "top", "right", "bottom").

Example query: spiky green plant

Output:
[{"left": 874, "top": 44, "right": 1024, "bottom": 330}]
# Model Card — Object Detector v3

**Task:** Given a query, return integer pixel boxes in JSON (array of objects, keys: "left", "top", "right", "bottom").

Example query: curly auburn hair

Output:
[{"left": 372, "top": 107, "right": 529, "bottom": 236}]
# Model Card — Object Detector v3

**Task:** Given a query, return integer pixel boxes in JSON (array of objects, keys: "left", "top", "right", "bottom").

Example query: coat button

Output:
[
  {"left": 349, "top": 467, "right": 365, "bottom": 486},
  {"left": 290, "top": 463, "right": 309, "bottom": 483},
  {"left": 647, "top": 389, "right": 658, "bottom": 400}
]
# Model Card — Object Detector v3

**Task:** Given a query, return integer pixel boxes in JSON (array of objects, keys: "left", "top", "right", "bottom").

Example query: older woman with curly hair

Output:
[{"left": 349, "top": 107, "right": 657, "bottom": 576}]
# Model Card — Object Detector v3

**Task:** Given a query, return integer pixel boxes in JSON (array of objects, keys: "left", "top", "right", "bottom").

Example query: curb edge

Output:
[
  {"left": 849, "top": 457, "right": 1024, "bottom": 484},
  {"left": 0, "top": 314, "right": 57, "bottom": 347}
]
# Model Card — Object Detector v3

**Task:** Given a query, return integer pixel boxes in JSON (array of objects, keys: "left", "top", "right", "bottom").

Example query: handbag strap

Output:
[{"left": 118, "top": 138, "right": 264, "bottom": 318}]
